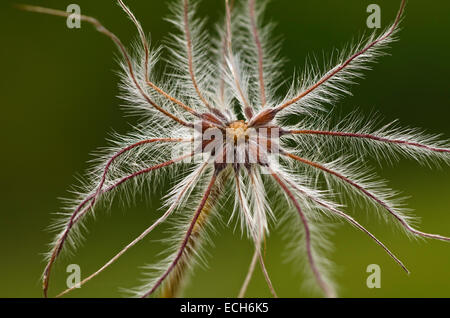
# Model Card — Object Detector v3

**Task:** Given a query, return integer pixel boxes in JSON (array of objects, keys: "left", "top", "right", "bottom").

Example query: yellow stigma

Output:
[{"left": 228, "top": 120, "right": 249, "bottom": 140}]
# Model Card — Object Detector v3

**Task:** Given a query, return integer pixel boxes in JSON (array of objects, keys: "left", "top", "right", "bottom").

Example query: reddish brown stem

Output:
[
  {"left": 56, "top": 159, "right": 208, "bottom": 298},
  {"left": 269, "top": 168, "right": 335, "bottom": 298},
  {"left": 281, "top": 175, "right": 409, "bottom": 274},
  {"left": 183, "top": 0, "right": 213, "bottom": 111},
  {"left": 117, "top": 1, "right": 200, "bottom": 118},
  {"left": 225, "top": 0, "right": 252, "bottom": 119},
  {"left": 117, "top": 0, "right": 149, "bottom": 78},
  {"left": 42, "top": 149, "right": 193, "bottom": 297},
  {"left": 249, "top": 0, "right": 266, "bottom": 107},
  {"left": 141, "top": 171, "right": 218, "bottom": 297},
  {"left": 18, "top": 4, "right": 193, "bottom": 128},
  {"left": 282, "top": 150, "right": 450, "bottom": 243},
  {"left": 219, "top": 0, "right": 235, "bottom": 104},
  {"left": 286, "top": 130, "right": 450, "bottom": 153},
  {"left": 275, "top": 0, "right": 406, "bottom": 113}
]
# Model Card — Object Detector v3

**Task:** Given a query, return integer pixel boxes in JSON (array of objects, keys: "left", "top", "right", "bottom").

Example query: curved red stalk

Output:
[
  {"left": 18, "top": 4, "right": 193, "bottom": 128},
  {"left": 286, "top": 130, "right": 450, "bottom": 153},
  {"left": 56, "top": 158, "right": 208, "bottom": 298},
  {"left": 274, "top": 0, "right": 406, "bottom": 114},
  {"left": 281, "top": 175, "right": 409, "bottom": 274},
  {"left": 270, "top": 168, "right": 335, "bottom": 298},
  {"left": 42, "top": 145, "right": 193, "bottom": 297},
  {"left": 249, "top": 0, "right": 266, "bottom": 107},
  {"left": 117, "top": 0, "right": 201, "bottom": 118},
  {"left": 282, "top": 150, "right": 450, "bottom": 243},
  {"left": 141, "top": 171, "right": 218, "bottom": 298}
]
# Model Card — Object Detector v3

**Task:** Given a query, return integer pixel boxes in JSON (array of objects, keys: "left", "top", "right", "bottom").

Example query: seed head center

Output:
[{"left": 228, "top": 120, "right": 249, "bottom": 140}]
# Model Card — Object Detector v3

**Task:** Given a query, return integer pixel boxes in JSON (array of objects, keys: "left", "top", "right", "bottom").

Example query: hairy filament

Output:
[
  {"left": 117, "top": 0, "right": 149, "bottom": 78},
  {"left": 248, "top": 168, "right": 277, "bottom": 297},
  {"left": 282, "top": 150, "right": 450, "bottom": 243},
  {"left": 235, "top": 169, "right": 277, "bottom": 298},
  {"left": 274, "top": 0, "right": 406, "bottom": 114},
  {"left": 117, "top": 0, "right": 200, "bottom": 118},
  {"left": 225, "top": 0, "right": 252, "bottom": 118},
  {"left": 160, "top": 169, "right": 229, "bottom": 297},
  {"left": 270, "top": 168, "right": 335, "bottom": 298},
  {"left": 233, "top": 171, "right": 255, "bottom": 235},
  {"left": 141, "top": 171, "right": 219, "bottom": 297},
  {"left": 286, "top": 130, "right": 450, "bottom": 153},
  {"left": 56, "top": 157, "right": 206, "bottom": 298},
  {"left": 65, "top": 138, "right": 190, "bottom": 249},
  {"left": 18, "top": 4, "right": 193, "bottom": 128},
  {"left": 219, "top": 0, "right": 236, "bottom": 104},
  {"left": 248, "top": 0, "right": 266, "bottom": 107},
  {"left": 183, "top": 0, "right": 213, "bottom": 111},
  {"left": 43, "top": 151, "right": 193, "bottom": 297},
  {"left": 281, "top": 175, "right": 409, "bottom": 273}
]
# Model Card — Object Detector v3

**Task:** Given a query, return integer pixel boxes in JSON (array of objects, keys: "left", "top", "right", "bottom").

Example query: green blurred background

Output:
[{"left": 1, "top": 0, "right": 449, "bottom": 298}]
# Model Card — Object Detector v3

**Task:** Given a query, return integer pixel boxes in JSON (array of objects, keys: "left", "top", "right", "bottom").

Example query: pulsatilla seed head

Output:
[{"left": 25, "top": 0, "right": 450, "bottom": 299}]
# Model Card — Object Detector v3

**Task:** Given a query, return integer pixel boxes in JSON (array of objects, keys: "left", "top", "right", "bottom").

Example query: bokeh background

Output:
[{"left": 1, "top": 0, "right": 449, "bottom": 298}]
